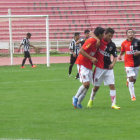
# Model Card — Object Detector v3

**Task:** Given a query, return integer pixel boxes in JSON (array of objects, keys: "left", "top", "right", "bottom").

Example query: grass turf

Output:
[{"left": 0, "top": 62, "right": 140, "bottom": 140}]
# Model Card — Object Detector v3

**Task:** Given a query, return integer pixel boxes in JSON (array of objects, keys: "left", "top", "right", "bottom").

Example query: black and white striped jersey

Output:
[
  {"left": 21, "top": 38, "right": 30, "bottom": 52},
  {"left": 69, "top": 39, "right": 81, "bottom": 55}
]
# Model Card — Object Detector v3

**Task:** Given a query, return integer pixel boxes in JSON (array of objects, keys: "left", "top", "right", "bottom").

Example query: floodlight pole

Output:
[{"left": 8, "top": 9, "right": 13, "bottom": 65}]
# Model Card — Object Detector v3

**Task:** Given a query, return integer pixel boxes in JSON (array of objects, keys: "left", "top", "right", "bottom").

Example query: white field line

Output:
[
  {"left": 0, "top": 139, "right": 39, "bottom": 140},
  {"left": 0, "top": 67, "right": 67, "bottom": 73},
  {"left": 0, "top": 78, "right": 66, "bottom": 85}
]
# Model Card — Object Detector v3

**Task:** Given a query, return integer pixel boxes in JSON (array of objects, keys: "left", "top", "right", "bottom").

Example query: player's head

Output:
[
  {"left": 74, "top": 32, "right": 80, "bottom": 41},
  {"left": 94, "top": 27, "right": 105, "bottom": 40},
  {"left": 84, "top": 29, "right": 90, "bottom": 39},
  {"left": 126, "top": 29, "right": 135, "bottom": 40},
  {"left": 26, "top": 33, "right": 32, "bottom": 39},
  {"left": 104, "top": 28, "right": 115, "bottom": 42}
]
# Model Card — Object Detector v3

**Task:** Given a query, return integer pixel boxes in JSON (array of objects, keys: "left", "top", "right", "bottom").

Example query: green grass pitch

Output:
[{"left": 0, "top": 62, "right": 140, "bottom": 140}]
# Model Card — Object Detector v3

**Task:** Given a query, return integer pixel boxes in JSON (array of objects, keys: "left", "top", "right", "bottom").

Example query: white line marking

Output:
[
  {"left": 1, "top": 139, "right": 39, "bottom": 140},
  {"left": 0, "top": 78, "right": 67, "bottom": 85}
]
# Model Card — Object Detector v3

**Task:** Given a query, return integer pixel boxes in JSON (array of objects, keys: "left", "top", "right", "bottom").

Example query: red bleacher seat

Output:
[{"left": 0, "top": 0, "right": 140, "bottom": 41}]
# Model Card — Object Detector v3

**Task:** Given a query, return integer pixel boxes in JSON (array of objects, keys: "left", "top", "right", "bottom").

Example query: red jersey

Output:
[
  {"left": 95, "top": 39, "right": 117, "bottom": 69},
  {"left": 121, "top": 38, "right": 140, "bottom": 67},
  {"left": 75, "top": 38, "right": 97, "bottom": 69}
]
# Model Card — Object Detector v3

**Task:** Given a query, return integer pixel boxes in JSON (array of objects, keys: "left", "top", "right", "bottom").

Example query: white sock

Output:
[
  {"left": 75, "top": 85, "right": 86, "bottom": 98},
  {"left": 128, "top": 82, "right": 135, "bottom": 98},
  {"left": 77, "top": 88, "right": 88, "bottom": 104},
  {"left": 110, "top": 90, "right": 116, "bottom": 106},
  {"left": 90, "top": 88, "right": 96, "bottom": 100}
]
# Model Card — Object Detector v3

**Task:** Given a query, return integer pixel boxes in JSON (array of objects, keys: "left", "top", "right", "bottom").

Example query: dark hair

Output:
[
  {"left": 105, "top": 28, "right": 115, "bottom": 34},
  {"left": 84, "top": 29, "right": 90, "bottom": 34},
  {"left": 126, "top": 29, "right": 134, "bottom": 34},
  {"left": 94, "top": 27, "right": 105, "bottom": 36},
  {"left": 74, "top": 32, "right": 80, "bottom": 36},
  {"left": 27, "top": 32, "right": 32, "bottom": 36}
]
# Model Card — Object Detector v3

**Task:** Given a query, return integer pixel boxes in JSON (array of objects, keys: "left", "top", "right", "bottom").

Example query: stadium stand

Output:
[{"left": 0, "top": 0, "right": 140, "bottom": 48}]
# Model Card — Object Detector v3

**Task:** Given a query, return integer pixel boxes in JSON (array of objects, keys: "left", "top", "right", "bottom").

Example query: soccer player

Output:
[
  {"left": 72, "top": 27, "right": 105, "bottom": 109},
  {"left": 18, "top": 33, "right": 36, "bottom": 68},
  {"left": 68, "top": 32, "right": 81, "bottom": 78},
  {"left": 87, "top": 28, "right": 120, "bottom": 110},
  {"left": 118, "top": 29, "right": 140, "bottom": 101},
  {"left": 75, "top": 29, "right": 90, "bottom": 79},
  {"left": 80, "top": 29, "right": 90, "bottom": 46}
]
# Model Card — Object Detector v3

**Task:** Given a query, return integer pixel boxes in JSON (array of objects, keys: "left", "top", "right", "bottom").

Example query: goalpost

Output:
[{"left": 0, "top": 9, "right": 50, "bottom": 67}]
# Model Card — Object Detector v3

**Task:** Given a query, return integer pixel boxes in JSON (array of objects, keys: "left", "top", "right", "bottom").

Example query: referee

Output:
[
  {"left": 69, "top": 32, "right": 81, "bottom": 78},
  {"left": 18, "top": 33, "right": 36, "bottom": 68}
]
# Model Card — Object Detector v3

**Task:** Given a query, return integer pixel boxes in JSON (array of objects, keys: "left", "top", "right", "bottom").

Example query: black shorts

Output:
[
  {"left": 24, "top": 51, "right": 31, "bottom": 58},
  {"left": 70, "top": 54, "right": 77, "bottom": 64}
]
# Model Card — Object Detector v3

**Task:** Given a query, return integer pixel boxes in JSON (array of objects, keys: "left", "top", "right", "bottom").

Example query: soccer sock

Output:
[
  {"left": 75, "top": 85, "right": 85, "bottom": 98},
  {"left": 90, "top": 88, "right": 96, "bottom": 100},
  {"left": 128, "top": 82, "right": 135, "bottom": 98},
  {"left": 75, "top": 73, "right": 79, "bottom": 78},
  {"left": 22, "top": 58, "right": 27, "bottom": 66},
  {"left": 77, "top": 88, "right": 88, "bottom": 105},
  {"left": 29, "top": 58, "right": 33, "bottom": 66},
  {"left": 69, "top": 64, "right": 73, "bottom": 75},
  {"left": 110, "top": 90, "right": 116, "bottom": 106}
]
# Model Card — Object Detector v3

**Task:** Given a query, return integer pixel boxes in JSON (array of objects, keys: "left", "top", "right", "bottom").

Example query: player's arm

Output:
[
  {"left": 79, "top": 48, "right": 97, "bottom": 64},
  {"left": 118, "top": 51, "right": 125, "bottom": 60},
  {"left": 76, "top": 40, "right": 81, "bottom": 45},
  {"left": 30, "top": 44, "right": 36, "bottom": 49},
  {"left": 109, "top": 43, "right": 118, "bottom": 69},
  {"left": 69, "top": 49, "right": 76, "bottom": 57},
  {"left": 69, "top": 41, "right": 76, "bottom": 57},
  {"left": 90, "top": 32, "right": 100, "bottom": 47},
  {"left": 134, "top": 40, "right": 140, "bottom": 56},
  {"left": 18, "top": 44, "right": 23, "bottom": 52},
  {"left": 109, "top": 56, "right": 117, "bottom": 69},
  {"left": 134, "top": 51, "right": 140, "bottom": 56},
  {"left": 118, "top": 44, "right": 125, "bottom": 60}
]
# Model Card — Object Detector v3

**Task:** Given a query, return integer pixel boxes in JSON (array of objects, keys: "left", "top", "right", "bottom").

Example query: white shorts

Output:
[
  {"left": 93, "top": 67, "right": 115, "bottom": 86},
  {"left": 125, "top": 67, "right": 139, "bottom": 79},
  {"left": 77, "top": 64, "right": 93, "bottom": 84}
]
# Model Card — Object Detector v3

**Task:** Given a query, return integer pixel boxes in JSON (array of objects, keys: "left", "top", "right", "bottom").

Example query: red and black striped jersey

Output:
[
  {"left": 121, "top": 38, "right": 140, "bottom": 67},
  {"left": 95, "top": 39, "right": 117, "bottom": 69}
]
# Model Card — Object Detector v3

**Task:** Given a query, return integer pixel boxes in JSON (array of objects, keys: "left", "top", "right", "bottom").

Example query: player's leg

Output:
[
  {"left": 69, "top": 55, "right": 76, "bottom": 76},
  {"left": 104, "top": 69, "right": 120, "bottom": 109},
  {"left": 128, "top": 76, "right": 136, "bottom": 101},
  {"left": 21, "top": 57, "right": 27, "bottom": 68},
  {"left": 87, "top": 86, "right": 99, "bottom": 108},
  {"left": 109, "top": 84, "right": 116, "bottom": 106},
  {"left": 126, "top": 77, "right": 129, "bottom": 87},
  {"left": 72, "top": 65, "right": 91, "bottom": 108},
  {"left": 75, "top": 72, "right": 79, "bottom": 79},
  {"left": 109, "top": 84, "right": 120, "bottom": 109},
  {"left": 27, "top": 52, "right": 33, "bottom": 66},
  {"left": 126, "top": 67, "right": 138, "bottom": 101},
  {"left": 27, "top": 52, "right": 36, "bottom": 68},
  {"left": 87, "top": 67, "right": 104, "bottom": 108},
  {"left": 76, "top": 81, "right": 90, "bottom": 108},
  {"left": 21, "top": 52, "right": 27, "bottom": 68},
  {"left": 77, "top": 67, "right": 94, "bottom": 108}
]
